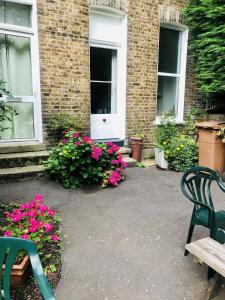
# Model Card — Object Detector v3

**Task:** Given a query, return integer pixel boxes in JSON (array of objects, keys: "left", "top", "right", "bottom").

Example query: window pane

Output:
[
  {"left": 91, "top": 47, "right": 116, "bottom": 81},
  {"left": 0, "top": 102, "right": 34, "bottom": 140},
  {"left": 0, "top": 34, "right": 33, "bottom": 96},
  {"left": 157, "top": 76, "right": 178, "bottom": 116},
  {"left": 0, "top": 1, "right": 31, "bottom": 27},
  {"left": 91, "top": 82, "right": 111, "bottom": 114},
  {"left": 158, "top": 27, "right": 180, "bottom": 74}
]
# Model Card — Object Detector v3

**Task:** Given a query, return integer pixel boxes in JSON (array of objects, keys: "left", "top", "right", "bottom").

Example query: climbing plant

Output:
[{"left": 184, "top": 0, "right": 225, "bottom": 105}]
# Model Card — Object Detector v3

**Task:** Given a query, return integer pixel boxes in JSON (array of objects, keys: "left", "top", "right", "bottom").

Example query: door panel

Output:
[{"left": 91, "top": 114, "right": 119, "bottom": 140}]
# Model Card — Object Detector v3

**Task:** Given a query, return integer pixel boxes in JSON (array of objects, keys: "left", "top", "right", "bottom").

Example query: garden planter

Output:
[
  {"left": 130, "top": 137, "right": 142, "bottom": 162},
  {"left": 2, "top": 255, "right": 30, "bottom": 288},
  {"left": 197, "top": 121, "right": 225, "bottom": 176},
  {"left": 154, "top": 147, "right": 168, "bottom": 170}
]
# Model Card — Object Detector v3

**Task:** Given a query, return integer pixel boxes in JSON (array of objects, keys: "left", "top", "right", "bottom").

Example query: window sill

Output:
[{"left": 154, "top": 116, "right": 184, "bottom": 125}]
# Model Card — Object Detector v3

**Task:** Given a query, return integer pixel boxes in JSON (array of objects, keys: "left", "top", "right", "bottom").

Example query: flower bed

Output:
[
  {"left": 0, "top": 194, "right": 62, "bottom": 300},
  {"left": 45, "top": 131, "right": 127, "bottom": 189}
]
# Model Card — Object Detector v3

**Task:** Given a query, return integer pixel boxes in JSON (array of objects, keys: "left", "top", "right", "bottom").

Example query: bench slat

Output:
[{"left": 185, "top": 237, "right": 225, "bottom": 277}]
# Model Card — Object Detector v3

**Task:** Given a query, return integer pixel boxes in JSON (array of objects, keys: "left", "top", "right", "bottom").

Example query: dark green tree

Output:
[{"left": 184, "top": 0, "right": 225, "bottom": 109}]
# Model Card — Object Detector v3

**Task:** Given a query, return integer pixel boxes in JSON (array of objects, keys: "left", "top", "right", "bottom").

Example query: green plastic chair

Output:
[
  {"left": 0, "top": 237, "right": 56, "bottom": 300},
  {"left": 180, "top": 166, "right": 225, "bottom": 256}
]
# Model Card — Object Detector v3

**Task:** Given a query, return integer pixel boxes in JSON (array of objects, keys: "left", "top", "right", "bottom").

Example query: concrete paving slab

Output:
[{"left": 1, "top": 167, "right": 225, "bottom": 299}]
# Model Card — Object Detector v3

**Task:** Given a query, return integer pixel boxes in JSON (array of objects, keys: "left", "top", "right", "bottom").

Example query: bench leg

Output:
[{"left": 205, "top": 273, "right": 222, "bottom": 300}]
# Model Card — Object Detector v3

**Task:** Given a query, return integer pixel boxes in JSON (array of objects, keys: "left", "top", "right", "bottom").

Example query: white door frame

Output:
[
  {"left": 0, "top": 0, "right": 42, "bottom": 143},
  {"left": 89, "top": 8, "right": 127, "bottom": 140}
]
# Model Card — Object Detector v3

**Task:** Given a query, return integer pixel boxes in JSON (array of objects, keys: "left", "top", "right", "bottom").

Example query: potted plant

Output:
[
  {"left": 130, "top": 133, "right": 144, "bottom": 162},
  {"left": 154, "top": 114, "right": 177, "bottom": 169},
  {"left": 50, "top": 112, "right": 84, "bottom": 140},
  {"left": 1, "top": 194, "right": 61, "bottom": 288}
]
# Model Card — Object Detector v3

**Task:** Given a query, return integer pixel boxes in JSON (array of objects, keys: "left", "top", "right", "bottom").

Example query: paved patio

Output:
[{"left": 1, "top": 167, "right": 225, "bottom": 299}]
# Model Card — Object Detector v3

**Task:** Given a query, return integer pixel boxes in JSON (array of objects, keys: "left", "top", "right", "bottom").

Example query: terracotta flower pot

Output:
[
  {"left": 130, "top": 137, "right": 143, "bottom": 162},
  {"left": 2, "top": 255, "right": 30, "bottom": 289}
]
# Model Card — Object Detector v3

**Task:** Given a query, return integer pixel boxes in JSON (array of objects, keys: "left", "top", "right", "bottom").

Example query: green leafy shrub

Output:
[
  {"left": 182, "top": 107, "right": 207, "bottom": 135},
  {"left": 45, "top": 130, "right": 127, "bottom": 188},
  {"left": 51, "top": 113, "right": 84, "bottom": 133},
  {"left": 164, "top": 134, "right": 198, "bottom": 172},
  {"left": 155, "top": 113, "right": 178, "bottom": 149},
  {"left": 184, "top": 0, "right": 225, "bottom": 104}
]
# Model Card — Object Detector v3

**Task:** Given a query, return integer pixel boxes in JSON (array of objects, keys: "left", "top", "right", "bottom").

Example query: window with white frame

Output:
[
  {"left": 157, "top": 25, "right": 188, "bottom": 122},
  {"left": 0, "top": 0, "right": 41, "bottom": 140},
  {"left": 90, "top": 46, "right": 117, "bottom": 114}
]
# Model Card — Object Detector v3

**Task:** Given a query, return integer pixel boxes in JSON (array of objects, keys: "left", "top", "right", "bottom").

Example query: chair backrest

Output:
[
  {"left": 0, "top": 237, "right": 55, "bottom": 300},
  {"left": 180, "top": 166, "right": 220, "bottom": 211}
]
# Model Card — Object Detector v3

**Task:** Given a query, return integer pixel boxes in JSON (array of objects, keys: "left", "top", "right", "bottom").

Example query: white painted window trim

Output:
[
  {"left": 90, "top": 45, "right": 117, "bottom": 114},
  {"left": 0, "top": 0, "right": 42, "bottom": 143},
  {"left": 156, "top": 22, "right": 188, "bottom": 124}
]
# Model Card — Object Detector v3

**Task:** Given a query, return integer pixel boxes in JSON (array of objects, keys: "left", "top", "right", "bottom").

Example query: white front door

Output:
[{"left": 89, "top": 9, "right": 127, "bottom": 140}]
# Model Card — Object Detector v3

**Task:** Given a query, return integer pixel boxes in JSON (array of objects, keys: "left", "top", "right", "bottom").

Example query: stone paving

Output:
[{"left": 1, "top": 167, "right": 225, "bottom": 299}]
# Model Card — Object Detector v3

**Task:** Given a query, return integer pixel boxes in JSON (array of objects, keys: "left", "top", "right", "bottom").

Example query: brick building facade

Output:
[{"left": 0, "top": 0, "right": 199, "bottom": 157}]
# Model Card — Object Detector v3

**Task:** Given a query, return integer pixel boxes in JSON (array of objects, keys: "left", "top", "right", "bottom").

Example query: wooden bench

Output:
[{"left": 185, "top": 237, "right": 225, "bottom": 300}]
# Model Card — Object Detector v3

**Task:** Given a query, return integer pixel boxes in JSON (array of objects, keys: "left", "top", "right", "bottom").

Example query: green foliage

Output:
[
  {"left": 155, "top": 111, "right": 199, "bottom": 171},
  {"left": 51, "top": 113, "right": 84, "bottom": 133},
  {"left": 154, "top": 113, "right": 178, "bottom": 148},
  {"left": 217, "top": 126, "right": 225, "bottom": 143},
  {"left": 182, "top": 107, "right": 207, "bottom": 135},
  {"left": 45, "top": 131, "right": 126, "bottom": 189},
  {"left": 136, "top": 162, "right": 145, "bottom": 168},
  {"left": 164, "top": 134, "right": 198, "bottom": 172},
  {"left": 0, "top": 80, "right": 18, "bottom": 133},
  {"left": 184, "top": 0, "right": 225, "bottom": 102}
]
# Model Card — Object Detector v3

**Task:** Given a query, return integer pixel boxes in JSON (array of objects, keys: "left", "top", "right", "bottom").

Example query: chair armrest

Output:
[{"left": 217, "top": 177, "right": 225, "bottom": 193}]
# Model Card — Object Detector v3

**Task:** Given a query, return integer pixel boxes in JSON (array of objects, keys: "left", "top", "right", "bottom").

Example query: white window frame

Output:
[
  {"left": 0, "top": 0, "right": 42, "bottom": 142},
  {"left": 156, "top": 22, "right": 188, "bottom": 124},
  {"left": 90, "top": 44, "right": 117, "bottom": 114}
]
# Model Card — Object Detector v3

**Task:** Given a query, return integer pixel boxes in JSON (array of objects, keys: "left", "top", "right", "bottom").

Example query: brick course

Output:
[{"left": 37, "top": 0, "right": 200, "bottom": 152}]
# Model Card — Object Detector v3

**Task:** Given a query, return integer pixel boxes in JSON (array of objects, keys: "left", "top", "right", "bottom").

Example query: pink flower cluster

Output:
[
  {"left": 91, "top": 146, "right": 103, "bottom": 160},
  {"left": 3, "top": 194, "right": 59, "bottom": 243},
  {"left": 107, "top": 142, "right": 120, "bottom": 154}
]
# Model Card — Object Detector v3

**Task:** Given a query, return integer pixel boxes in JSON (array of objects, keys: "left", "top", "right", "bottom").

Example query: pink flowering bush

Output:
[
  {"left": 1, "top": 194, "right": 61, "bottom": 254},
  {"left": 45, "top": 130, "right": 127, "bottom": 188}
]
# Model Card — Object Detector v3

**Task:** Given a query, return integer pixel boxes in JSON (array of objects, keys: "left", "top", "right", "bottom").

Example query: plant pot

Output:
[
  {"left": 130, "top": 137, "right": 143, "bottom": 162},
  {"left": 154, "top": 147, "right": 168, "bottom": 170},
  {"left": 2, "top": 255, "right": 30, "bottom": 289}
]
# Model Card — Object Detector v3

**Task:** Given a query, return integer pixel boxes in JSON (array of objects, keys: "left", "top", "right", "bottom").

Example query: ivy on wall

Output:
[{"left": 184, "top": 0, "right": 225, "bottom": 106}]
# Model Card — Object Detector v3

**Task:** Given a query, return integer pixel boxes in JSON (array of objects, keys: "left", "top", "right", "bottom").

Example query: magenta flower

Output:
[
  {"left": 75, "top": 141, "right": 81, "bottom": 146},
  {"left": 29, "top": 218, "right": 38, "bottom": 227},
  {"left": 28, "top": 210, "right": 37, "bottom": 218},
  {"left": 107, "top": 142, "right": 114, "bottom": 147},
  {"left": 12, "top": 215, "right": 21, "bottom": 222},
  {"left": 38, "top": 221, "right": 44, "bottom": 227},
  {"left": 91, "top": 152, "right": 100, "bottom": 160},
  {"left": 62, "top": 138, "right": 68, "bottom": 143},
  {"left": 108, "top": 149, "right": 113, "bottom": 154},
  {"left": 82, "top": 136, "right": 92, "bottom": 143},
  {"left": 20, "top": 203, "right": 30, "bottom": 210},
  {"left": 121, "top": 161, "right": 127, "bottom": 168},
  {"left": 29, "top": 226, "right": 38, "bottom": 233},
  {"left": 35, "top": 194, "right": 43, "bottom": 201},
  {"left": 72, "top": 132, "right": 79, "bottom": 138},
  {"left": 44, "top": 223, "right": 53, "bottom": 232},
  {"left": 51, "top": 234, "right": 59, "bottom": 242},
  {"left": 4, "top": 230, "right": 12, "bottom": 237},
  {"left": 111, "top": 160, "right": 119, "bottom": 165},
  {"left": 22, "top": 233, "right": 29, "bottom": 240},
  {"left": 47, "top": 209, "right": 55, "bottom": 217}
]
